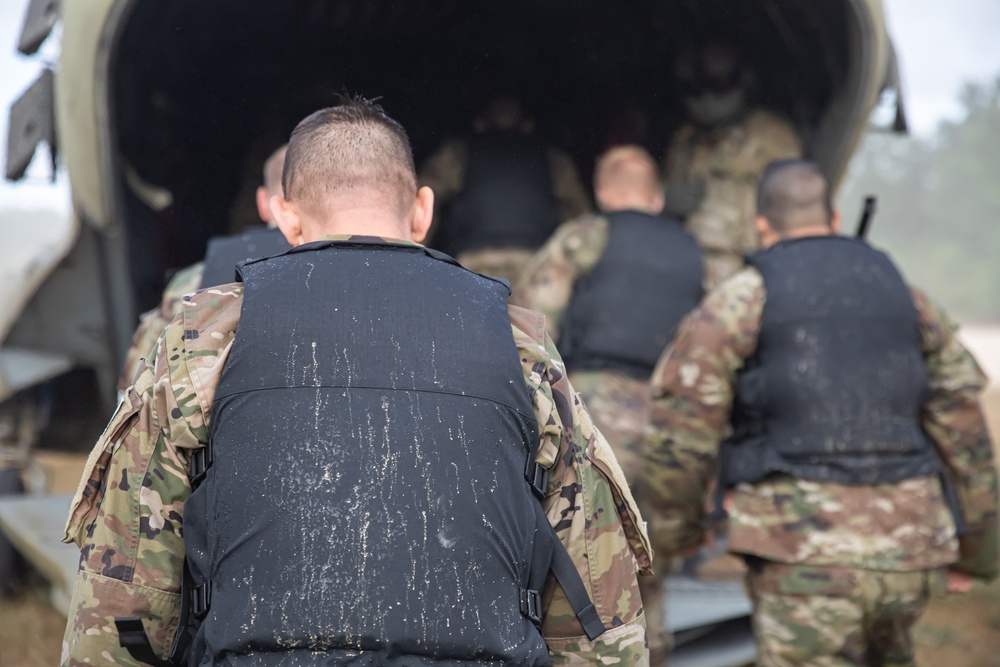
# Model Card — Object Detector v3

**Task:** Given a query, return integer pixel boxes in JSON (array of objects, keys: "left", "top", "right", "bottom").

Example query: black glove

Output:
[{"left": 661, "top": 179, "right": 706, "bottom": 219}]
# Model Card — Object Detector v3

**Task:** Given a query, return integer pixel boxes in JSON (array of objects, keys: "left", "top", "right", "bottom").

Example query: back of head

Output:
[
  {"left": 262, "top": 144, "right": 288, "bottom": 199},
  {"left": 593, "top": 145, "right": 662, "bottom": 214},
  {"left": 474, "top": 96, "right": 529, "bottom": 133},
  {"left": 756, "top": 159, "right": 833, "bottom": 233},
  {"left": 282, "top": 97, "right": 417, "bottom": 219}
]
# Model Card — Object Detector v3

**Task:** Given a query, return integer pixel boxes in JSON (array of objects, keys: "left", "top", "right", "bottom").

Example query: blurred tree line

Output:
[{"left": 837, "top": 75, "right": 1000, "bottom": 323}]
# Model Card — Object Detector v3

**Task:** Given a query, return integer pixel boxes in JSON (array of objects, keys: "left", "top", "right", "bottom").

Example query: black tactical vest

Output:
[
  {"left": 199, "top": 226, "right": 291, "bottom": 288},
  {"left": 559, "top": 211, "right": 704, "bottom": 379},
  {"left": 161, "top": 240, "right": 605, "bottom": 667},
  {"left": 723, "top": 236, "right": 939, "bottom": 487},
  {"left": 434, "top": 132, "right": 560, "bottom": 257}
]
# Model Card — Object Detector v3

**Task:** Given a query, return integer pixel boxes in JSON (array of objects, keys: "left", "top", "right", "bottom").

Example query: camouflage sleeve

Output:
[
  {"left": 509, "top": 306, "right": 651, "bottom": 666},
  {"left": 61, "top": 330, "right": 195, "bottom": 665},
  {"left": 510, "top": 216, "right": 609, "bottom": 341},
  {"left": 912, "top": 287, "right": 1000, "bottom": 580},
  {"left": 738, "top": 110, "right": 802, "bottom": 176},
  {"left": 547, "top": 148, "right": 592, "bottom": 221},
  {"left": 640, "top": 269, "right": 765, "bottom": 557},
  {"left": 117, "top": 262, "right": 205, "bottom": 391},
  {"left": 418, "top": 139, "right": 467, "bottom": 244},
  {"left": 60, "top": 285, "right": 236, "bottom": 665}
]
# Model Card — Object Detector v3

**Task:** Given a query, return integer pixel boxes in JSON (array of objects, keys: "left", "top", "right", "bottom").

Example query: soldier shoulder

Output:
[
  {"left": 508, "top": 304, "right": 546, "bottom": 347},
  {"left": 161, "top": 261, "right": 206, "bottom": 317},
  {"left": 743, "top": 108, "right": 802, "bottom": 150}
]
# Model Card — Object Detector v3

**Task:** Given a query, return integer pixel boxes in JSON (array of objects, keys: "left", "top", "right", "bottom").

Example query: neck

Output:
[
  {"left": 778, "top": 224, "right": 834, "bottom": 241},
  {"left": 301, "top": 204, "right": 409, "bottom": 243}
]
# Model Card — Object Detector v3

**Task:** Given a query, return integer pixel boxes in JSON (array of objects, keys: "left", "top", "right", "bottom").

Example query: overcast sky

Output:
[{"left": 1, "top": 0, "right": 999, "bottom": 214}]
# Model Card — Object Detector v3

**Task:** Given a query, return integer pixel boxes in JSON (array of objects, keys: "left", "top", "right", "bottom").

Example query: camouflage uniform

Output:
[
  {"left": 513, "top": 215, "right": 651, "bottom": 483},
  {"left": 643, "top": 267, "right": 999, "bottom": 667},
  {"left": 513, "top": 215, "right": 683, "bottom": 664},
  {"left": 419, "top": 139, "right": 591, "bottom": 284},
  {"left": 663, "top": 110, "right": 801, "bottom": 288},
  {"left": 117, "top": 261, "right": 204, "bottom": 391},
  {"left": 62, "top": 236, "right": 653, "bottom": 667}
]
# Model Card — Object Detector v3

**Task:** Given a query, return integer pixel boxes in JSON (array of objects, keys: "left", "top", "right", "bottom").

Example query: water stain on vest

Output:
[
  {"left": 183, "top": 240, "right": 550, "bottom": 665},
  {"left": 725, "top": 236, "right": 939, "bottom": 487}
]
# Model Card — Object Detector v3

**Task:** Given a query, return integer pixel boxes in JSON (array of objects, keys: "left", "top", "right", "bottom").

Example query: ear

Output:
[
  {"left": 755, "top": 215, "right": 778, "bottom": 249},
  {"left": 270, "top": 195, "right": 304, "bottom": 246},
  {"left": 256, "top": 186, "right": 272, "bottom": 223},
  {"left": 650, "top": 189, "right": 666, "bottom": 215},
  {"left": 410, "top": 187, "right": 435, "bottom": 243},
  {"left": 830, "top": 208, "right": 842, "bottom": 235}
]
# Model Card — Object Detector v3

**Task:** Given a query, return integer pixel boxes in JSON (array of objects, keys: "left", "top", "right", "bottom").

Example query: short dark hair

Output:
[
  {"left": 756, "top": 159, "right": 833, "bottom": 232},
  {"left": 282, "top": 97, "right": 417, "bottom": 216}
]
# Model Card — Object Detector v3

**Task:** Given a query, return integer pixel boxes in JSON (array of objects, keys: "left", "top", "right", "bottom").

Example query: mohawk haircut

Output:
[
  {"left": 282, "top": 97, "right": 417, "bottom": 216},
  {"left": 756, "top": 159, "right": 834, "bottom": 232}
]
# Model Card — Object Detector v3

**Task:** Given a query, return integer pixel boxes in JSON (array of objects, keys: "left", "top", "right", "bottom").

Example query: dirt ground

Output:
[{"left": 2, "top": 386, "right": 1000, "bottom": 666}]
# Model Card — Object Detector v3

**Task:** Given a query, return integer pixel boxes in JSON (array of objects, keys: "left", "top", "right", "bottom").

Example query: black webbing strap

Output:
[
  {"left": 939, "top": 469, "right": 969, "bottom": 535},
  {"left": 167, "top": 558, "right": 202, "bottom": 662},
  {"left": 528, "top": 500, "right": 607, "bottom": 641},
  {"left": 115, "top": 617, "right": 174, "bottom": 667}
]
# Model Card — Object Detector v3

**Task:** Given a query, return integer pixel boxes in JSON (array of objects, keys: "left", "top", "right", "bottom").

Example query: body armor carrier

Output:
[
  {"left": 199, "top": 226, "right": 291, "bottom": 288},
  {"left": 723, "top": 236, "right": 940, "bottom": 487},
  {"left": 434, "top": 131, "right": 559, "bottom": 257},
  {"left": 560, "top": 211, "right": 704, "bottom": 378},
  {"left": 116, "top": 240, "right": 604, "bottom": 666}
]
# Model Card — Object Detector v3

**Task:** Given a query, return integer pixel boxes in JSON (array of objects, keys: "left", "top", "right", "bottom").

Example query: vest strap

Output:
[
  {"left": 528, "top": 498, "right": 607, "bottom": 641},
  {"left": 115, "top": 617, "right": 175, "bottom": 667},
  {"left": 167, "top": 558, "right": 199, "bottom": 663},
  {"left": 939, "top": 470, "right": 969, "bottom": 535}
]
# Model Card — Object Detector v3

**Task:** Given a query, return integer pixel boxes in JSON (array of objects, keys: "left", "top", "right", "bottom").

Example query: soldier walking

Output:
[{"left": 642, "top": 159, "right": 998, "bottom": 666}]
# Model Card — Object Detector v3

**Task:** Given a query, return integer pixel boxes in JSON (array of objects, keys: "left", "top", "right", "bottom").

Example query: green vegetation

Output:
[{"left": 838, "top": 76, "right": 1000, "bottom": 324}]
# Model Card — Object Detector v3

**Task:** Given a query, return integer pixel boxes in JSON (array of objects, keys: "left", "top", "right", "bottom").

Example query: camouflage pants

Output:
[
  {"left": 746, "top": 561, "right": 946, "bottom": 667},
  {"left": 456, "top": 247, "right": 537, "bottom": 286}
]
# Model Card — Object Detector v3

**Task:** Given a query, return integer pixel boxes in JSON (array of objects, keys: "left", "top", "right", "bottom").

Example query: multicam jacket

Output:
[
  {"left": 117, "top": 261, "right": 204, "bottom": 391},
  {"left": 511, "top": 214, "right": 610, "bottom": 344},
  {"left": 663, "top": 109, "right": 802, "bottom": 288},
  {"left": 62, "top": 236, "right": 653, "bottom": 666},
  {"left": 643, "top": 265, "right": 999, "bottom": 578}
]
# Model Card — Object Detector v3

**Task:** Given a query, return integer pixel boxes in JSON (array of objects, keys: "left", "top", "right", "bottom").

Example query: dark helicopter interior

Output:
[{"left": 112, "top": 0, "right": 850, "bottom": 311}]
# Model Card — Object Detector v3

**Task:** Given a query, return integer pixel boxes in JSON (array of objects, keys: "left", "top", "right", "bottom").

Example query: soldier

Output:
[
  {"left": 642, "top": 159, "right": 999, "bottom": 667},
  {"left": 661, "top": 39, "right": 802, "bottom": 288},
  {"left": 419, "top": 96, "right": 590, "bottom": 284},
  {"left": 117, "top": 145, "right": 290, "bottom": 390},
  {"left": 62, "top": 99, "right": 652, "bottom": 666},
  {"left": 513, "top": 145, "right": 704, "bottom": 665}
]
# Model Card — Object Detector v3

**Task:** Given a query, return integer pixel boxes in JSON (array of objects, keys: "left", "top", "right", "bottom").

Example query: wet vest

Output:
[
  {"left": 199, "top": 226, "right": 291, "bottom": 288},
  {"left": 723, "top": 236, "right": 939, "bottom": 487},
  {"left": 434, "top": 132, "right": 559, "bottom": 257},
  {"left": 559, "top": 211, "right": 705, "bottom": 379},
  {"left": 157, "top": 240, "right": 603, "bottom": 667}
]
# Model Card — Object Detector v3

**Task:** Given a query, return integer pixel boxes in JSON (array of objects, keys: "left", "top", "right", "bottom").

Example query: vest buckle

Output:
[
  {"left": 190, "top": 446, "right": 213, "bottom": 487},
  {"left": 525, "top": 459, "right": 548, "bottom": 500},
  {"left": 191, "top": 583, "right": 211, "bottom": 620},
  {"left": 520, "top": 588, "right": 542, "bottom": 626}
]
